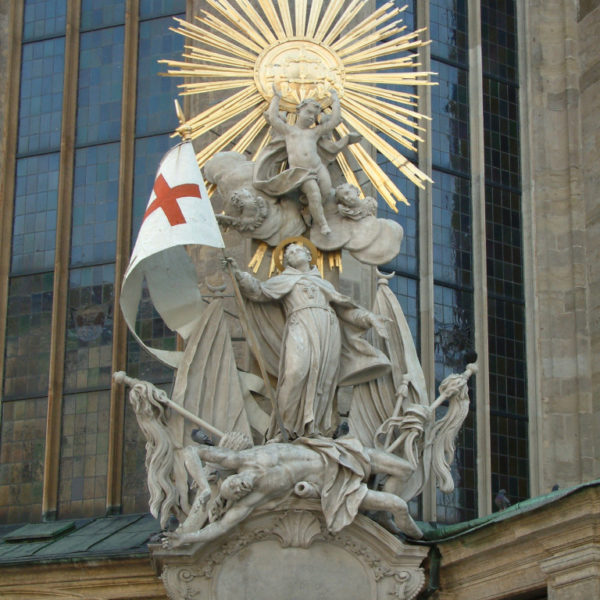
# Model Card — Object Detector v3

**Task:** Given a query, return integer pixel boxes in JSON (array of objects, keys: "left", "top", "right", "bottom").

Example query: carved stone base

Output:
[{"left": 150, "top": 499, "right": 428, "bottom": 600}]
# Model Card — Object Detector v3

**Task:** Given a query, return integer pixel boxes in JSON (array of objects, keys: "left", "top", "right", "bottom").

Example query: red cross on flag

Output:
[{"left": 121, "top": 141, "right": 224, "bottom": 368}]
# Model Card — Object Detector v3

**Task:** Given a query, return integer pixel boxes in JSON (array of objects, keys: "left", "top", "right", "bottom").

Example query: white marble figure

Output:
[
  {"left": 163, "top": 434, "right": 423, "bottom": 549},
  {"left": 224, "top": 243, "right": 391, "bottom": 440},
  {"left": 253, "top": 89, "right": 361, "bottom": 235}
]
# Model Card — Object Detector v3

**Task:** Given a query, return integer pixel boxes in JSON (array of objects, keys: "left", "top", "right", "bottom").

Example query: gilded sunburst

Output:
[{"left": 160, "top": 0, "right": 434, "bottom": 211}]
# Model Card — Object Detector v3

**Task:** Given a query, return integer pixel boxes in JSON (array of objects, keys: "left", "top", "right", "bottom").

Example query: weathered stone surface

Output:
[
  {"left": 523, "top": 0, "right": 600, "bottom": 490},
  {"left": 435, "top": 485, "right": 600, "bottom": 600},
  {"left": 151, "top": 500, "right": 428, "bottom": 600}
]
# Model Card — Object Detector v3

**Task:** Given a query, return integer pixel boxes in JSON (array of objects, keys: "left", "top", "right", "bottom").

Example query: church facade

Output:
[{"left": 0, "top": 1, "right": 598, "bottom": 598}]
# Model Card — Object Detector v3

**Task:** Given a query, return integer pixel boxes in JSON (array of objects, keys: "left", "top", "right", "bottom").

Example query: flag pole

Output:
[
  {"left": 222, "top": 251, "right": 289, "bottom": 443},
  {"left": 113, "top": 371, "right": 225, "bottom": 440}
]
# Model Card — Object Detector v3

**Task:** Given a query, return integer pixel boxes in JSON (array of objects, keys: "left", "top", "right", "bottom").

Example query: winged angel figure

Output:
[{"left": 115, "top": 248, "right": 476, "bottom": 548}]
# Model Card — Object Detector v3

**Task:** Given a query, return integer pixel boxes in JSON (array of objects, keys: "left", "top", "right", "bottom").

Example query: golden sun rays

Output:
[{"left": 160, "top": 0, "right": 435, "bottom": 211}]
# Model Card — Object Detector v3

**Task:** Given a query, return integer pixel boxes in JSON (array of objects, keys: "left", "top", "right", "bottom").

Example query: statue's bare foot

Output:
[
  {"left": 392, "top": 510, "right": 423, "bottom": 539},
  {"left": 162, "top": 531, "right": 192, "bottom": 549},
  {"left": 321, "top": 223, "right": 332, "bottom": 235}
]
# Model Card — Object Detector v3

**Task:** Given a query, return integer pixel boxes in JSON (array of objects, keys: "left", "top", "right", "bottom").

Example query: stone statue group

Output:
[{"left": 116, "top": 88, "right": 476, "bottom": 553}]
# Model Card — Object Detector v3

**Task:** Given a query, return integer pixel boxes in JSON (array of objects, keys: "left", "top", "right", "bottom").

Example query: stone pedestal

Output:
[{"left": 150, "top": 499, "right": 428, "bottom": 600}]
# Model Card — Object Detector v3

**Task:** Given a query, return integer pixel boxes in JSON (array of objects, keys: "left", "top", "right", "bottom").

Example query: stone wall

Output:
[
  {"left": 0, "top": 1, "right": 10, "bottom": 170},
  {"left": 522, "top": 0, "right": 600, "bottom": 491}
]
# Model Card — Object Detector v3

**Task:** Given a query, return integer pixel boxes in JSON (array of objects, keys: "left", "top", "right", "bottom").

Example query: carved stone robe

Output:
[{"left": 238, "top": 266, "right": 390, "bottom": 439}]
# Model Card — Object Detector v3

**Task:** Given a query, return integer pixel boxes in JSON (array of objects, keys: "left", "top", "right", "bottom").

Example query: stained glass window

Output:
[
  {"left": 481, "top": 0, "right": 518, "bottom": 82},
  {"left": 139, "top": 0, "right": 186, "bottom": 20},
  {"left": 135, "top": 16, "right": 185, "bottom": 137},
  {"left": 433, "top": 171, "right": 472, "bottom": 287},
  {"left": 76, "top": 27, "right": 124, "bottom": 146},
  {"left": 64, "top": 265, "right": 115, "bottom": 393},
  {"left": 58, "top": 391, "right": 110, "bottom": 518},
  {"left": 71, "top": 144, "right": 120, "bottom": 266},
  {"left": 11, "top": 154, "right": 59, "bottom": 274},
  {"left": 0, "top": 398, "right": 47, "bottom": 522},
  {"left": 3, "top": 274, "right": 54, "bottom": 399},
  {"left": 482, "top": 0, "right": 528, "bottom": 506},
  {"left": 23, "top": 0, "right": 67, "bottom": 41},
  {"left": 431, "top": 60, "right": 470, "bottom": 175},
  {"left": 18, "top": 38, "right": 65, "bottom": 155},
  {"left": 430, "top": 0, "right": 468, "bottom": 66},
  {"left": 81, "top": 0, "right": 125, "bottom": 31},
  {"left": 377, "top": 163, "right": 419, "bottom": 276}
]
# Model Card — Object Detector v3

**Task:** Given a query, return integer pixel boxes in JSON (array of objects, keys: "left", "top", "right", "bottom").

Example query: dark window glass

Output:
[
  {"left": 434, "top": 285, "right": 476, "bottom": 522},
  {"left": 0, "top": 398, "right": 47, "bottom": 523},
  {"left": 23, "top": 0, "right": 67, "bottom": 41},
  {"left": 11, "top": 154, "right": 59, "bottom": 274},
  {"left": 386, "top": 274, "right": 419, "bottom": 346},
  {"left": 482, "top": 0, "right": 528, "bottom": 507},
  {"left": 64, "top": 265, "right": 115, "bottom": 393},
  {"left": 3, "top": 274, "right": 54, "bottom": 398},
  {"left": 18, "top": 38, "right": 65, "bottom": 155},
  {"left": 71, "top": 144, "right": 120, "bottom": 266},
  {"left": 139, "top": 0, "right": 186, "bottom": 20},
  {"left": 434, "top": 285, "right": 474, "bottom": 385},
  {"left": 135, "top": 16, "right": 185, "bottom": 137},
  {"left": 58, "top": 390, "right": 110, "bottom": 518},
  {"left": 490, "top": 413, "right": 529, "bottom": 503},
  {"left": 485, "top": 185, "right": 523, "bottom": 300},
  {"left": 483, "top": 78, "right": 520, "bottom": 190},
  {"left": 80, "top": 0, "right": 125, "bottom": 31},
  {"left": 431, "top": 60, "right": 470, "bottom": 175},
  {"left": 433, "top": 170, "right": 472, "bottom": 287},
  {"left": 436, "top": 410, "right": 476, "bottom": 523},
  {"left": 430, "top": 0, "right": 468, "bottom": 65},
  {"left": 481, "top": 0, "right": 518, "bottom": 82},
  {"left": 76, "top": 27, "right": 124, "bottom": 146},
  {"left": 376, "top": 167, "right": 419, "bottom": 276}
]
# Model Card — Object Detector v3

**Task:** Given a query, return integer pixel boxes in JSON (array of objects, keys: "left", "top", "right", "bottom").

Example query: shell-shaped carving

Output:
[{"left": 272, "top": 510, "right": 323, "bottom": 548}]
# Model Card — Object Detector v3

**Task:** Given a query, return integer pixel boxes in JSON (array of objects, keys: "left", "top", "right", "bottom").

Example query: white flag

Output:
[{"left": 121, "top": 141, "right": 224, "bottom": 368}]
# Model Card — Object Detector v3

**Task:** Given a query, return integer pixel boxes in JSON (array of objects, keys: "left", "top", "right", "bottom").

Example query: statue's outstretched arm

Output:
[
  {"left": 318, "top": 89, "right": 341, "bottom": 133},
  {"left": 195, "top": 445, "right": 245, "bottom": 470},
  {"left": 336, "top": 306, "right": 390, "bottom": 338},
  {"left": 164, "top": 492, "right": 261, "bottom": 547},
  {"left": 222, "top": 257, "right": 267, "bottom": 301},
  {"left": 265, "top": 93, "right": 288, "bottom": 136}
]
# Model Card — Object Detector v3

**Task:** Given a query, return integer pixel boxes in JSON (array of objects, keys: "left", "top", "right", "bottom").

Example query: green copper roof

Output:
[
  {"left": 418, "top": 478, "right": 600, "bottom": 542},
  {"left": 0, "top": 513, "right": 160, "bottom": 565}
]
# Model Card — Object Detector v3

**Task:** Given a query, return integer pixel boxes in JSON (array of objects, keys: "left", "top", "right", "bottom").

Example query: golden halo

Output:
[{"left": 273, "top": 236, "right": 318, "bottom": 272}]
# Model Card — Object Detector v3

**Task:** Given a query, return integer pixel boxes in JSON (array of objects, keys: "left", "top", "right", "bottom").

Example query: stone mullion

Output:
[
  {"left": 106, "top": 0, "right": 141, "bottom": 514},
  {"left": 42, "top": 0, "right": 82, "bottom": 521},
  {"left": 416, "top": 0, "right": 436, "bottom": 522},
  {"left": 0, "top": 2, "right": 24, "bottom": 400},
  {"left": 517, "top": 0, "right": 542, "bottom": 499},
  {"left": 468, "top": 0, "right": 492, "bottom": 517}
]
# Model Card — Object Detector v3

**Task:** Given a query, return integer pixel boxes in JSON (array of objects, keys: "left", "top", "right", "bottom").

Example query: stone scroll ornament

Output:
[{"left": 111, "top": 2, "right": 477, "bottom": 598}]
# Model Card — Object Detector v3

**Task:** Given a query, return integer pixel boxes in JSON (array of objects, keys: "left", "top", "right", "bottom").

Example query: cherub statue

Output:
[
  {"left": 163, "top": 434, "right": 423, "bottom": 549},
  {"left": 215, "top": 187, "right": 269, "bottom": 233},
  {"left": 335, "top": 183, "right": 377, "bottom": 221},
  {"left": 253, "top": 89, "right": 361, "bottom": 235}
]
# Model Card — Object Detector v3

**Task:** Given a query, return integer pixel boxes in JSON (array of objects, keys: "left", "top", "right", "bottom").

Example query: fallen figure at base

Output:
[{"left": 163, "top": 434, "right": 423, "bottom": 549}]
